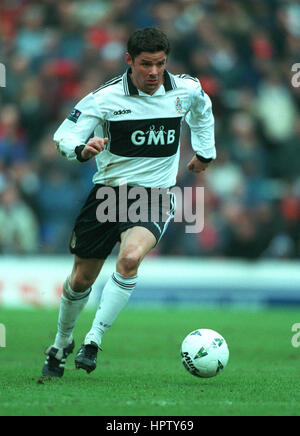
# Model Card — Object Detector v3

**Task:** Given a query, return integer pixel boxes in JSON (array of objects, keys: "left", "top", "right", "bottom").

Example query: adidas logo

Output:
[{"left": 114, "top": 109, "right": 132, "bottom": 116}]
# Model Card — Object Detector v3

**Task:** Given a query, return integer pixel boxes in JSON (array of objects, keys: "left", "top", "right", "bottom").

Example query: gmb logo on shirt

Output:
[{"left": 131, "top": 125, "right": 176, "bottom": 146}]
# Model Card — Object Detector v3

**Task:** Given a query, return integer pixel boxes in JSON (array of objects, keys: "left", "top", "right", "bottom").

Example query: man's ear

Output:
[{"left": 125, "top": 52, "right": 133, "bottom": 66}]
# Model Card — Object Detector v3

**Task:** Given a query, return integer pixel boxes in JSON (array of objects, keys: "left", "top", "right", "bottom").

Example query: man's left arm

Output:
[{"left": 185, "top": 83, "right": 216, "bottom": 173}]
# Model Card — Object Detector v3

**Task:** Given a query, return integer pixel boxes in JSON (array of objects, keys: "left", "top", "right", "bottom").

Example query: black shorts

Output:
[{"left": 69, "top": 184, "right": 176, "bottom": 259}]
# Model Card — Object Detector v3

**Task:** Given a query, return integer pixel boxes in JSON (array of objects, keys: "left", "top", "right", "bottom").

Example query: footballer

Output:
[{"left": 42, "top": 27, "right": 216, "bottom": 377}]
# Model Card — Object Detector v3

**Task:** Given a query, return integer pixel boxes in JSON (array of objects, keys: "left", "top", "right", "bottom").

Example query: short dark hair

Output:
[{"left": 127, "top": 27, "right": 171, "bottom": 60}]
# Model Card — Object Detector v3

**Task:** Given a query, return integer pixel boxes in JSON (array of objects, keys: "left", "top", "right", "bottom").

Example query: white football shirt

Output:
[{"left": 54, "top": 69, "right": 216, "bottom": 188}]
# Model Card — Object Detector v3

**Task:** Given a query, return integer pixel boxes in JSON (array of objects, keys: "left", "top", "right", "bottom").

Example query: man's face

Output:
[{"left": 126, "top": 51, "right": 167, "bottom": 95}]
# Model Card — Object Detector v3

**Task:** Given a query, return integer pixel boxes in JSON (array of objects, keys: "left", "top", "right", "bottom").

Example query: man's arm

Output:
[
  {"left": 75, "top": 137, "right": 108, "bottom": 162},
  {"left": 187, "top": 155, "right": 212, "bottom": 173},
  {"left": 54, "top": 93, "right": 104, "bottom": 163},
  {"left": 185, "top": 81, "right": 216, "bottom": 173}
]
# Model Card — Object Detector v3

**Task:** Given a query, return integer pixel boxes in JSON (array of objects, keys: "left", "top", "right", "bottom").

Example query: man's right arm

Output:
[
  {"left": 76, "top": 137, "right": 108, "bottom": 162},
  {"left": 53, "top": 93, "right": 103, "bottom": 163}
]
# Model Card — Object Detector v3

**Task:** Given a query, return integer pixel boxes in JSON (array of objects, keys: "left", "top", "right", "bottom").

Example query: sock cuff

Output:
[
  {"left": 63, "top": 278, "right": 92, "bottom": 301},
  {"left": 112, "top": 272, "right": 138, "bottom": 291}
]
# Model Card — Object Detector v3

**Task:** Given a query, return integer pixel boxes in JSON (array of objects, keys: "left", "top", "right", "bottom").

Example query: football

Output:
[{"left": 181, "top": 329, "right": 229, "bottom": 378}]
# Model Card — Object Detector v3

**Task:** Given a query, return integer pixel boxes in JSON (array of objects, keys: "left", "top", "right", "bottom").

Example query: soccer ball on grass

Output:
[{"left": 181, "top": 329, "right": 229, "bottom": 378}]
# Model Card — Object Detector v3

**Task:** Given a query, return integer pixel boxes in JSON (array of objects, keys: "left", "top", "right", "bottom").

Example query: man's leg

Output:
[
  {"left": 42, "top": 256, "right": 104, "bottom": 377},
  {"left": 83, "top": 226, "right": 156, "bottom": 348},
  {"left": 54, "top": 256, "right": 105, "bottom": 348}
]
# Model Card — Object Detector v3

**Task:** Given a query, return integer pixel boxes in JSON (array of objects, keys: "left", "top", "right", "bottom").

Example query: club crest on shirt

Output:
[{"left": 175, "top": 97, "right": 183, "bottom": 114}]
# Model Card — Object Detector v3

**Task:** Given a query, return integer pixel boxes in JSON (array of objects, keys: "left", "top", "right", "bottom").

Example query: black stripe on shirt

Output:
[
  {"left": 93, "top": 76, "right": 123, "bottom": 94},
  {"left": 108, "top": 116, "right": 183, "bottom": 158}
]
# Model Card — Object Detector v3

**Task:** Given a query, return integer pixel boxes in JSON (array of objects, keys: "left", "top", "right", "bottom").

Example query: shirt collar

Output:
[{"left": 123, "top": 69, "right": 176, "bottom": 96}]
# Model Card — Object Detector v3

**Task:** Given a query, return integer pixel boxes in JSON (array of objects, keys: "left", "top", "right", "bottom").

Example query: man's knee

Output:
[
  {"left": 69, "top": 256, "right": 104, "bottom": 292},
  {"left": 117, "top": 246, "right": 142, "bottom": 277},
  {"left": 70, "top": 264, "right": 99, "bottom": 292},
  {"left": 70, "top": 270, "right": 95, "bottom": 292}
]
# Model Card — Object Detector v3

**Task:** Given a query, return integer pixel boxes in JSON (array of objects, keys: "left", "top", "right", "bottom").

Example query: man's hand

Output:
[
  {"left": 81, "top": 137, "right": 108, "bottom": 160},
  {"left": 187, "top": 155, "right": 211, "bottom": 173}
]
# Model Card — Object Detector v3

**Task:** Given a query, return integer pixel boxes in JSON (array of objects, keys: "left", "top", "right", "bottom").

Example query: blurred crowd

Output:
[{"left": 0, "top": 0, "right": 300, "bottom": 259}]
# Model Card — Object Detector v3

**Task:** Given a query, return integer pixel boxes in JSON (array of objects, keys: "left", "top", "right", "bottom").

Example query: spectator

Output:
[
  {"left": 0, "top": 183, "right": 39, "bottom": 254},
  {"left": 0, "top": 104, "right": 28, "bottom": 164}
]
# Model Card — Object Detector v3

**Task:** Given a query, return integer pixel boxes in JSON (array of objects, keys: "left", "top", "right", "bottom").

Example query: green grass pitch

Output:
[{"left": 0, "top": 306, "right": 299, "bottom": 416}]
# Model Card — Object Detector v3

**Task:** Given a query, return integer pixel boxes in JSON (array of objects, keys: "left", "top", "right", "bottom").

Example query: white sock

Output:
[
  {"left": 54, "top": 278, "right": 92, "bottom": 349},
  {"left": 84, "top": 272, "right": 137, "bottom": 347}
]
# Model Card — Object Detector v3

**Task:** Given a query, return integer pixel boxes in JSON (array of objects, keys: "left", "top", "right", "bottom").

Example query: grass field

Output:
[{"left": 0, "top": 306, "right": 299, "bottom": 416}]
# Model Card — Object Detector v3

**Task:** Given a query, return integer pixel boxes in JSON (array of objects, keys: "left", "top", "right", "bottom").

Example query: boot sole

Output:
[{"left": 75, "top": 360, "right": 96, "bottom": 374}]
